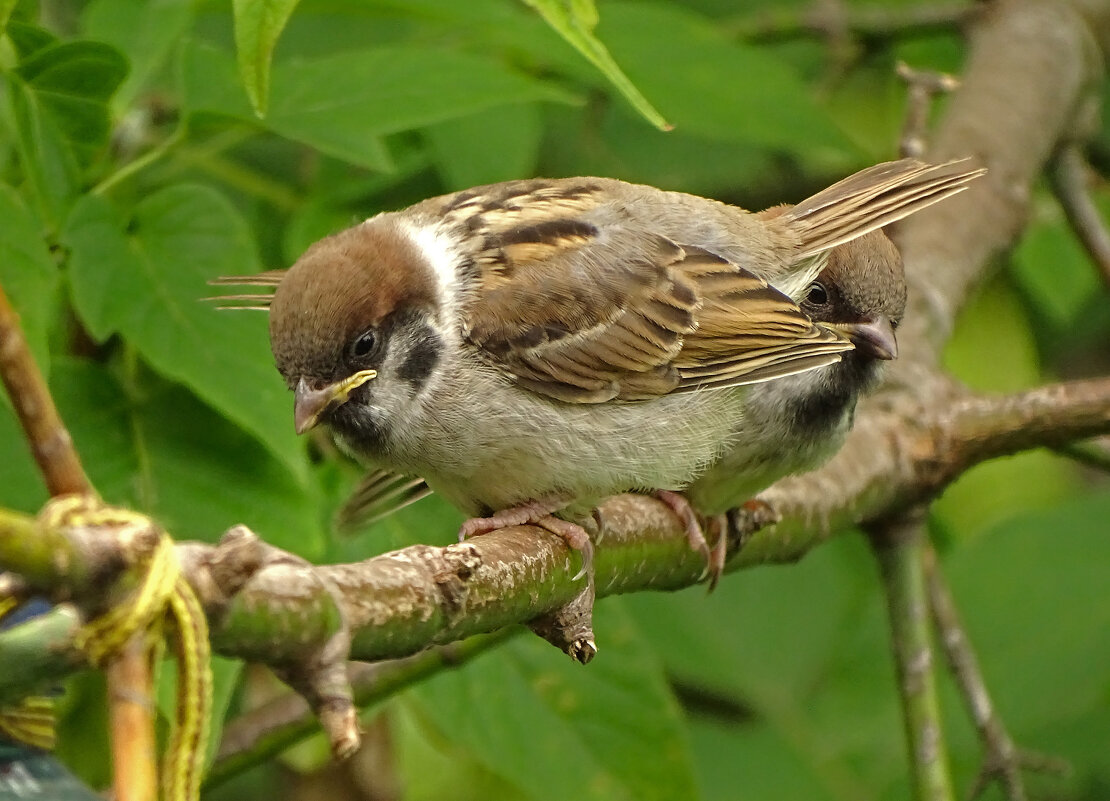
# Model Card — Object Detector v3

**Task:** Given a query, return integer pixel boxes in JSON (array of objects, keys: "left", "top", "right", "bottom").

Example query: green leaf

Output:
[
  {"left": 59, "top": 358, "right": 321, "bottom": 552},
  {"left": 0, "top": 184, "right": 58, "bottom": 376},
  {"left": 404, "top": 602, "right": 698, "bottom": 801},
  {"left": 6, "top": 38, "right": 129, "bottom": 225},
  {"left": 15, "top": 40, "right": 130, "bottom": 163},
  {"left": 63, "top": 185, "right": 309, "bottom": 485},
  {"left": 6, "top": 75, "right": 82, "bottom": 226},
  {"left": 424, "top": 102, "right": 542, "bottom": 190},
  {"left": 81, "top": 0, "right": 193, "bottom": 111},
  {"left": 522, "top": 0, "right": 671, "bottom": 131},
  {"left": 5, "top": 22, "right": 58, "bottom": 61},
  {"left": 1010, "top": 195, "right": 1103, "bottom": 332},
  {"left": 182, "top": 41, "right": 577, "bottom": 171},
  {"left": 232, "top": 0, "right": 301, "bottom": 117},
  {"left": 0, "top": 0, "right": 16, "bottom": 34},
  {"left": 598, "top": 2, "right": 849, "bottom": 153},
  {"left": 0, "top": 359, "right": 323, "bottom": 556}
]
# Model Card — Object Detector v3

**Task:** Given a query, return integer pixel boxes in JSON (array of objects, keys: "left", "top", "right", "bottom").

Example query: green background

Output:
[{"left": 0, "top": 1, "right": 1106, "bottom": 799}]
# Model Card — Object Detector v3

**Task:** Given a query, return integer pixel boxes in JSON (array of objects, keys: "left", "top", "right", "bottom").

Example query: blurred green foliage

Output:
[{"left": 0, "top": 0, "right": 1106, "bottom": 799}]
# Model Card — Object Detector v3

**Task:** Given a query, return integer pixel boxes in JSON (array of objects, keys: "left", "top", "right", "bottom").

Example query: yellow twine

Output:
[{"left": 42, "top": 497, "right": 212, "bottom": 801}]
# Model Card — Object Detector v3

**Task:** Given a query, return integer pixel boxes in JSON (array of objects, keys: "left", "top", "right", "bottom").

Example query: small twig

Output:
[
  {"left": 897, "top": 62, "right": 961, "bottom": 159},
  {"left": 922, "top": 545, "right": 1070, "bottom": 801},
  {"left": 0, "top": 283, "right": 157, "bottom": 801},
  {"left": 1053, "top": 437, "right": 1110, "bottom": 473},
  {"left": 1049, "top": 145, "right": 1110, "bottom": 290},
  {"left": 870, "top": 516, "right": 955, "bottom": 801},
  {"left": 0, "top": 288, "right": 91, "bottom": 496}
]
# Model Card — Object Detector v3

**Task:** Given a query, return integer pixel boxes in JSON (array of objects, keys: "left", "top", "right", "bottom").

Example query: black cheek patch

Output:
[{"left": 398, "top": 325, "right": 443, "bottom": 388}]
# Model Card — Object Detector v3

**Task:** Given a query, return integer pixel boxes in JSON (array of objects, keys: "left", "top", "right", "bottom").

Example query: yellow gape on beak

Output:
[{"left": 293, "top": 369, "right": 377, "bottom": 434}]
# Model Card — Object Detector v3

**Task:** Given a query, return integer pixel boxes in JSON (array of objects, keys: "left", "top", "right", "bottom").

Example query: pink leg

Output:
[
  {"left": 535, "top": 515, "right": 594, "bottom": 581},
  {"left": 459, "top": 496, "right": 593, "bottom": 580},
  {"left": 655, "top": 490, "right": 724, "bottom": 590},
  {"left": 458, "top": 497, "right": 569, "bottom": 540}
]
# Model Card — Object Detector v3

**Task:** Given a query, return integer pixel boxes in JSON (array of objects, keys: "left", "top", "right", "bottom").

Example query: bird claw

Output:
[
  {"left": 654, "top": 490, "right": 724, "bottom": 591},
  {"left": 458, "top": 499, "right": 593, "bottom": 581}
]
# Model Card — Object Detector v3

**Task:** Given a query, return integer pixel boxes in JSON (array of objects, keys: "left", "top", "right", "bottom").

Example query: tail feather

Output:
[
  {"left": 204, "top": 270, "right": 285, "bottom": 309},
  {"left": 785, "top": 158, "right": 985, "bottom": 260}
]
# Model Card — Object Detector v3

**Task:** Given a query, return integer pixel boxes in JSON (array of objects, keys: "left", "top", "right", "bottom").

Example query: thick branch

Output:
[{"left": 3, "top": 369, "right": 1109, "bottom": 703}]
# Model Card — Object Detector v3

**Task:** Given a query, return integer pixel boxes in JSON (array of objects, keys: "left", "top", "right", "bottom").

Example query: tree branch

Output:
[{"left": 871, "top": 517, "right": 954, "bottom": 801}]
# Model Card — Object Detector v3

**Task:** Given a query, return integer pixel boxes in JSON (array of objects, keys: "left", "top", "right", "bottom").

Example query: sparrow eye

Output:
[
  {"left": 804, "top": 282, "right": 829, "bottom": 306},
  {"left": 350, "top": 329, "right": 378, "bottom": 359}
]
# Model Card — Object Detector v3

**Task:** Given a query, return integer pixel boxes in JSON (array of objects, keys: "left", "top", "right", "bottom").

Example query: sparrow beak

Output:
[
  {"left": 293, "top": 370, "right": 377, "bottom": 434},
  {"left": 837, "top": 315, "right": 898, "bottom": 361}
]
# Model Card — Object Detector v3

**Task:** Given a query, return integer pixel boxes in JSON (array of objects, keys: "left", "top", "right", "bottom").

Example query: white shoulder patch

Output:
[{"left": 398, "top": 219, "right": 461, "bottom": 326}]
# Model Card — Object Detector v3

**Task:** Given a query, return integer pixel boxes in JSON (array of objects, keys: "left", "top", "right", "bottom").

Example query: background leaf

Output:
[
  {"left": 232, "top": 0, "right": 301, "bottom": 117},
  {"left": 402, "top": 602, "right": 698, "bottom": 801},
  {"left": 81, "top": 0, "right": 193, "bottom": 112},
  {"left": 522, "top": 0, "right": 671, "bottom": 130},
  {"left": 0, "top": 184, "right": 57, "bottom": 376},
  {"left": 63, "top": 185, "right": 309, "bottom": 485},
  {"left": 182, "top": 41, "right": 578, "bottom": 171}
]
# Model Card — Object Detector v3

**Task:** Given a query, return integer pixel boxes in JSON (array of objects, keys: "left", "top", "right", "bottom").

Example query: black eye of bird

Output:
[
  {"left": 805, "top": 281, "right": 829, "bottom": 306},
  {"left": 350, "top": 329, "right": 377, "bottom": 359}
]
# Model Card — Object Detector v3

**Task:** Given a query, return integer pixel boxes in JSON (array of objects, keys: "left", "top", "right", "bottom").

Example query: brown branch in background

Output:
[
  {"left": 734, "top": 1, "right": 976, "bottom": 42},
  {"left": 870, "top": 516, "right": 954, "bottom": 801},
  {"left": 897, "top": 62, "right": 960, "bottom": 159},
  {"left": 1054, "top": 437, "right": 1110, "bottom": 472},
  {"left": 0, "top": 290, "right": 90, "bottom": 496},
  {"left": 1049, "top": 144, "right": 1110, "bottom": 289},
  {"left": 922, "top": 545, "right": 1070, "bottom": 801},
  {"left": 0, "top": 284, "right": 157, "bottom": 801}
]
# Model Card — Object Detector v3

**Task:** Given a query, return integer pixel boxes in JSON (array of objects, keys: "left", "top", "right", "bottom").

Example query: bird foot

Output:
[
  {"left": 458, "top": 497, "right": 593, "bottom": 580},
  {"left": 654, "top": 490, "right": 725, "bottom": 591}
]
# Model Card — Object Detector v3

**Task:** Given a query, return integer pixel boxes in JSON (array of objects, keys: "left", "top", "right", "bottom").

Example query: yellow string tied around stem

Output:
[
  {"left": 0, "top": 596, "right": 57, "bottom": 751},
  {"left": 41, "top": 496, "right": 213, "bottom": 801}
]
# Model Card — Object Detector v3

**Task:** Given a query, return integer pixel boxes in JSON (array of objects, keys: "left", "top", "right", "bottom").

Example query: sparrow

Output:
[
  {"left": 213, "top": 159, "right": 982, "bottom": 581},
  {"left": 686, "top": 226, "right": 907, "bottom": 518}
]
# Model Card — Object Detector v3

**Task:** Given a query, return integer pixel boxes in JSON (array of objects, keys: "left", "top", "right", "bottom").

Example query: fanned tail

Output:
[{"left": 784, "top": 158, "right": 985, "bottom": 260}]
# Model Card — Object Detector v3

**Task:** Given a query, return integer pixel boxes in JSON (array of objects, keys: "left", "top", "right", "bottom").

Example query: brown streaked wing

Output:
[
  {"left": 465, "top": 216, "right": 851, "bottom": 402},
  {"left": 464, "top": 225, "right": 700, "bottom": 403},
  {"left": 673, "top": 247, "right": 852, "bottom": 390}
]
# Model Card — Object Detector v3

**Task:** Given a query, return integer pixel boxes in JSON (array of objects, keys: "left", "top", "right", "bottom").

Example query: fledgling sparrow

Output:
[{"left": 214, "top": 159, "right": 982, "bottom": 580}]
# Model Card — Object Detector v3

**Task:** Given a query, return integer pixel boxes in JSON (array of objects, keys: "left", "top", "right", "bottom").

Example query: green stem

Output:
[
  {"left": 92, "top": 126, "right": 186, "bottom": 196},
  {"left": 870, "top": 517, "right": 955, "bottom": 801}
]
